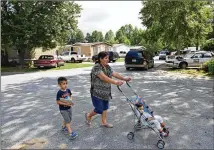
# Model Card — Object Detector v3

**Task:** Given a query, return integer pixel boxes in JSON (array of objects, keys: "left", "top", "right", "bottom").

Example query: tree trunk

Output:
[
  {"left": 196, "top": 33, "right": 199, "bottom": 51},
  {"left": 18, "top": 49, "right": 25, "bottom": 68},
  {"left": 1, "top": 50, "right": 9, "bottom": 66}
]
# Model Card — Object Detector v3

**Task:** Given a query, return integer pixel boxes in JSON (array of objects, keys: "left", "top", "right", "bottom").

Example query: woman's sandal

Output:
[
  {"left": 100, "top": 123, "right": 113, "bottom": 128},
  {"left": 85, "top": 113, "right": 91, "bottom": 125}
]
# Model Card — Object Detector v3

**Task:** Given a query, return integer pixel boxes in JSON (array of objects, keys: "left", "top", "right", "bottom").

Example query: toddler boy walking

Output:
[{"left": 56, "top": 77, "right": 78, "bottom": 140}]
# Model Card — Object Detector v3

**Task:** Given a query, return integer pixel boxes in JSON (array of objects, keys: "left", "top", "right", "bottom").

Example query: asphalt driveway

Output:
[{"left": 1, "top": 63, "right": 214, "bottom": 149}]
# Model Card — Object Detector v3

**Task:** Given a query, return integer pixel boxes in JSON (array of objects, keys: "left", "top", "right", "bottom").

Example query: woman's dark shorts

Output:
[{"left": 91, "top": 96, "right": 109, "bottom": 114}]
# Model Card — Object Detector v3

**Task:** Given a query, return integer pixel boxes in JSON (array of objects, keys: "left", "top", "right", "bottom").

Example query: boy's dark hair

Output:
[{"left": 58, "top": 77, "right": 67, "bottom": 84}]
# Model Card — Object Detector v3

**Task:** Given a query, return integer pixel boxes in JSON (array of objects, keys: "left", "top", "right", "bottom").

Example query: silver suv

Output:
[{"left": 166, "top": 51, "right": 214, "bottom": 69}]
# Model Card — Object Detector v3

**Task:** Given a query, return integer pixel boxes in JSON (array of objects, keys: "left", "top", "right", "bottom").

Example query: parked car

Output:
[
  {"left": 92, "top": 51, "right": 119, "bottom": 63},
  {"left": 60, "top": 51, "right": 86, "bottom": 63},
  {"left": 119, "top": 51, "right": 127, "bottom": 58},
  {"left": 165, "top": 50, "right": 195, "bottom": 63},
  {"left": 159, "top": 50, "right": 170, "bottom": 60},
  {"left": 125, "top": 49, "right": 154, "bottom": 70},
  {"left": 34, "top": 55, "right": 64, "bottom": 68},
  {"left": 166, "top": 51, "right": 214, "bottom": 69},
  {"left": 109, "top": 51, "right": 119, "bottom": 62}
]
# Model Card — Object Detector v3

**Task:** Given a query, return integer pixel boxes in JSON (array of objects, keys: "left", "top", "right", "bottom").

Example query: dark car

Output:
[
  {"left": 159, "top": 50, "right": 170, "bottom": 60},
  {"left": 34, "top": 55, "right": 64, "bottom": 68},
  {"left": 92, "top": 51, "right": 119, "bottom": 63},
  {"left": 125, "top": 49, "right": 154, "bottom": 70}
]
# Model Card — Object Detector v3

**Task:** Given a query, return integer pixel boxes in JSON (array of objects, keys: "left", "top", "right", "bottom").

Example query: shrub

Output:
[{"left": 202, "top": 59, "right": 214, "bottom": 74}]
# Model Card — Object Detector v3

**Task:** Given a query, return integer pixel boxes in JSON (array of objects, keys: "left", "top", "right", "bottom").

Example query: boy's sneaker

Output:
[
  {"left": 62, "top": 126, "right": 68, "bottom": 132},
  {"left": 160, "top": 132, "right": 168, "bottom": 138},
  {"left": 69, "top": 132, "right": 78, "bottom": 140}
]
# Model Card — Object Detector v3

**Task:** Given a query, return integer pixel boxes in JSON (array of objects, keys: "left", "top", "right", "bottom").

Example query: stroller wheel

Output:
[
  {"left": 127, "top": 132, "right": 134, "bottom": 140},
  {"left": 157, "top": 140, "right": 165, "bottom": 149}
]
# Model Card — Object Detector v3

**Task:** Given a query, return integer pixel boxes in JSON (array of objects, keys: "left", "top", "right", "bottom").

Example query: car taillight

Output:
[{"left": 50, "top": 60, "right": 55, "bottom": 63}]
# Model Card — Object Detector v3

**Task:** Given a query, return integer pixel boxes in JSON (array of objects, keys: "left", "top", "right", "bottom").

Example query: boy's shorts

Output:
[{"left": 60, "top": 108, "right": 72, "bottom": 123}]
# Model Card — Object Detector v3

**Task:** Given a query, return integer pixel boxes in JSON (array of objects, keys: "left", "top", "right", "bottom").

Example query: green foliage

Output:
[
  {"left": 68, "top": 29, "right": 85, "bottom": 44},
  {"left": 139, "top": 0, "right": 213, "bottom": 51},
  {"left": 91, "top": 30, "right": 104, "bottom": 42},
  {"left": 104, "top": 30, "right": 115, "bottom": 44},
  {"left": 202, "top": 59, "right": 214, "bottom": 74},
  {"left": 1, "top": 1, "right": 81, "bottom": 66},
  {"left": 85, "top": 33, "right": 92, "bottom": 43},
  {"left": 201, "top": 40, "right": 214, "bottom": 51}
]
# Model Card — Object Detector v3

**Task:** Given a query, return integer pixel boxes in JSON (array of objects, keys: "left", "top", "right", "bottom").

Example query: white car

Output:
[
  {"left": 166, "top": 51, "right": 214, "bottom": 69},
  {"left": 60, "top": 51, "right": 86, "bottom": 63},
  {"left": 119, "top": 51, "right": 127, "bottom": 58},
  {"left": 165, "top": 50, "right": 195, "bottom": 63}
]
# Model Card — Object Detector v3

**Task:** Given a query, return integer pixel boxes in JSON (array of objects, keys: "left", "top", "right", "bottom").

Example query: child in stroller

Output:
[{"left": 134, "top": 96, "right": 169, "bottom": 137}]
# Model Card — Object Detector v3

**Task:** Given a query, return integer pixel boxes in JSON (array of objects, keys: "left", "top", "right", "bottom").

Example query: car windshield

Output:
[
  {"left": 39, "top": 55, "right": 54, "bottom": 60},
  {"left": 160, "top": 51, "right": 166, "bottom": 54}
]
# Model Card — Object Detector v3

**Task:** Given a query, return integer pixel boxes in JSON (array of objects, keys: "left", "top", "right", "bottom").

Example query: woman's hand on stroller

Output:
[
  {"left": 115, "top": 80, "right": 124, "bottom": 86},
  {"left": 124, "top": 77, "right": 131, "bottom": 82}
]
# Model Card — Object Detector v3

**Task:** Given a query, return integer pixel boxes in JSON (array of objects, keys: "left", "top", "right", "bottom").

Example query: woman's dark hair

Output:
[{"left": 96, "top": 51, "right": 109, "bottom": 64}]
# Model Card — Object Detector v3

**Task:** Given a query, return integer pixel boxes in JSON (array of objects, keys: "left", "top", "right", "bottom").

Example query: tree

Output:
[
  {"left": 201, "top": 39, "right": 214, "bottom": 51},
  {"left": 105, "top": 30, "right": 115, "bottom": 44},
  {"left": 139, "top": 0, "right": 213, "bottom": 52},
  {"left": 120, "top": 24, "right": 134, "bottom": 40},
  {"left": 76, "top": 29, "right": 84, "bottom": 42},
  {"left": 1, "top": 1, "right": 81, "bottom": 67},
  {"left": 67, "top": 30, "right": 76, "bottom": 45},
  {"left": 188, "top": 1, "right": 213, "bottom": 50},
  {"left": 91, "top": 30, "right": 104, "bottom": 42},
  {"left": 85, "top": 33, "right": 92, "bottom": 43},
  {"left": 98, "top": 31, "right": 104, "bottom": 42},
  {"left": 115, "top": 29, "right": 131, "bottom": 45},
  {"left": 130, "top": 27, "right": 144, "bottom": 46},
  {"left": 115, "top": 24, "right": 144, "bottom": 46}
]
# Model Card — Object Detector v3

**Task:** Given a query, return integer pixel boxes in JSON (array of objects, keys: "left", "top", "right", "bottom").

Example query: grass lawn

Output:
[
  {"left": 117, "top": 58, "right": 125, "bottom": 62},
  {"left": 167, "top": 68, "right": 214, "bottom": 77},
  {"left": 1, "top": 63, "right": 93, "bottom": 73}
]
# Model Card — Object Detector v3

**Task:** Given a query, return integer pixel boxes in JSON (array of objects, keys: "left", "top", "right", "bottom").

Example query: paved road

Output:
[{"left": 1, "top": 63, "right": 214, "bottom": 149}]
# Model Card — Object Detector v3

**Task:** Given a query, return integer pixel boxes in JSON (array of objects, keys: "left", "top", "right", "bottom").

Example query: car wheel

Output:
[
  {"left": 71, "top": 58, "right": 76, "bottom": 63},
  {"left": 37, "top": 66, "right": 41, "bottom": 69},
  {"left": 79, "top": 60, "right": 83, "bottom": 63},
  {"left": 126, "top": 67, "right": 130, "bottom": 70},
  {"left": 112, "top": 60, "right": 116, "bottom": 63},
  {"left": 179, "top": 62, "right": 187, "bottom": 69}
]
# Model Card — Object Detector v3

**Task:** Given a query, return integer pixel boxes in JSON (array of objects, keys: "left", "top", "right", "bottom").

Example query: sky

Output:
[{"left": 75, "top": 1, "right": 145, "bottom": 36}]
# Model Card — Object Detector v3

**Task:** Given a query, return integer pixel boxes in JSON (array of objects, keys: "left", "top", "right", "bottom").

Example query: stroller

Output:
[{"left": 117, "top": 82, "right": 168, "bottom": 149}]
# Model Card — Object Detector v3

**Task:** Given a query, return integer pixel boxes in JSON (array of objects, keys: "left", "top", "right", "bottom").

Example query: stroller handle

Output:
[
  {"left": 117, "top": 81, "right": 138, "bottom": 97},
  {"left": 117, "top": 81, "right": 129, "bottom": 92}
]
